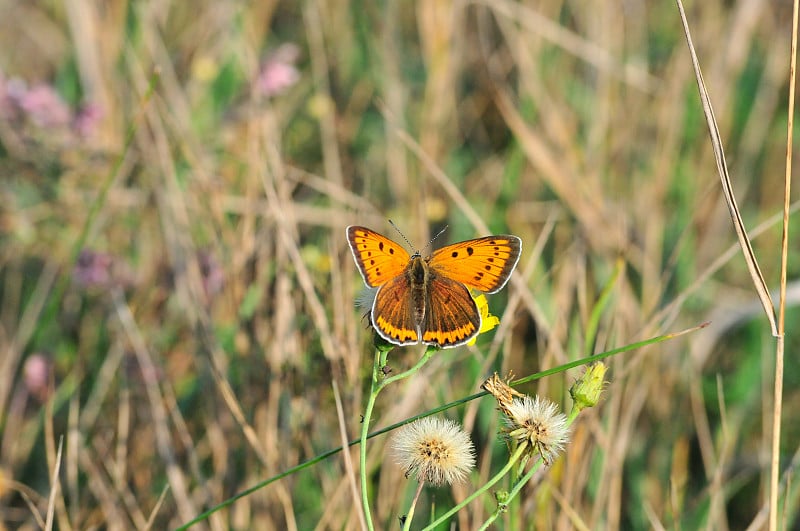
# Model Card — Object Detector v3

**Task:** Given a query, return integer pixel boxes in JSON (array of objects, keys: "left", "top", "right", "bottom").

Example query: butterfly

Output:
[{"left": 346, "top": 225, "right": 522, "bottom": 348}]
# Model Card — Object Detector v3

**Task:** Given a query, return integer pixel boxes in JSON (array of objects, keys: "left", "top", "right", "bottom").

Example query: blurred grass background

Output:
[{"left": 1, "top": 0, "right": 799, "bottom": 529}]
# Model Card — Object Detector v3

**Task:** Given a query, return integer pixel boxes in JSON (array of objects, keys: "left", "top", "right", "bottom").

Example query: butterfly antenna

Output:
[
  {"left": 388, "top": 219, "right": 416, "bottom": 251},
  {"left": 422, "top": 225, "right": 448, "bottom": 254}
]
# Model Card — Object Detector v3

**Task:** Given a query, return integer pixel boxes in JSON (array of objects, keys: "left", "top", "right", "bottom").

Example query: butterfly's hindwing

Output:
[
  {"left": 346, "top": 226, "right": 411, "bottom": 288},
  {"left": 421, "top": 274, "right": 480, "bottom": 347},
  {"left": 372, "top": 273, "right": 420, "bottom": 345},
  {"left": 429, "top": 235, "right": 522, "bottom": 293}
]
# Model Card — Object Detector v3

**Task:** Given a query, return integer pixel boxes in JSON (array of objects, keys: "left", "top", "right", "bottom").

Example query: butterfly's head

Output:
[{"left": 388, "top": 220, "right": 448, "bottom": 259}]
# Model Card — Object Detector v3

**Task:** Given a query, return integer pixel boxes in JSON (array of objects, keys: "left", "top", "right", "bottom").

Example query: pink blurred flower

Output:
[
  {"left": 0, "top": 75, "right": 25, "bottom": 120},
  {"left": 4, "top": 77, "right": 28, "bottom": 105},
  {"left": 23, "top": 353, "right": 51, "bottom": 401},
  {"left": 18, "top": 84, "right": 72, "bottom": 127},
  {"left": 74, "top": 102, "right": 104, "bottom": 137},
  {"left": 0, "top": 76, "right": 103, "bottom": 148},
  {"left": 73, "top": 248, "right": 115, "bottom": 289},
  {"left": 198, "top": 250, "right": 224, "bottom": 300},
  {"left": 0, "top": 73, "right": 8, "bottom": 116},
  {"left": 256, "top": 43, "right": 301, "bottom": 97}
]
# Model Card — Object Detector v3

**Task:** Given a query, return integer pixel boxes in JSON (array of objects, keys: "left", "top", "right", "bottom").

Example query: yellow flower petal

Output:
[{"left": 467, "top": 294, "right": 501, "bottom": 346}]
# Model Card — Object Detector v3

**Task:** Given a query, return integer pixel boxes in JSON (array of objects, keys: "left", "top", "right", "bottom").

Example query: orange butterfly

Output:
[{"left": 346, "top": 225, "right": 522, "bottom": 348}]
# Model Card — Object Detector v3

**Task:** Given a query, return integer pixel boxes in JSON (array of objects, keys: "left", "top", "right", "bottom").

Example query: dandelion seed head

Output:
[
  {"left": 503, "top": 395, "right": 570, "bottom": 465},
  {"left": 390, "top": 417, "right": 476, "bottom": 486},
  {"left": 355, "top": 286, "right": 377, "bottom": 312}
]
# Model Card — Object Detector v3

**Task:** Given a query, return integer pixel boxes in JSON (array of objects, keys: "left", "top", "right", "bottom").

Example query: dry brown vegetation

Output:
[{"left": 1, "top": 1, "right": 799, "bottom": 529}]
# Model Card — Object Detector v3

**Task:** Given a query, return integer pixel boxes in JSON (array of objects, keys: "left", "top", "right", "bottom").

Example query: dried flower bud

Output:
[
  {"left": 482, "top": 372, "right": 524, "bottom": 416},
  {"left": 570, "top": 362, "right": 608, "bottom": 412}
]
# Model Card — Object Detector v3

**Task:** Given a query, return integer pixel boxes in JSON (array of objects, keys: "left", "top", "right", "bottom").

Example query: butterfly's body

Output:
[
  {"left": 407, "top": 255, "right": 428, "bottom": 329},
  {"left": 346, "top": 226, "right": 521, "bottom": 348}
]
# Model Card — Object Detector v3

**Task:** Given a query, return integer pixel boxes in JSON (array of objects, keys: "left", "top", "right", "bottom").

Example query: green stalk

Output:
[{"left": 422, "top": 443, "right": 529, "bottom": 530}]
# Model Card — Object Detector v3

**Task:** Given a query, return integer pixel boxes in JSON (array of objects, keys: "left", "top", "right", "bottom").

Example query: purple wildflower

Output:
[{"left": 256, "top": 43, "right": 301, "bottom": 97}]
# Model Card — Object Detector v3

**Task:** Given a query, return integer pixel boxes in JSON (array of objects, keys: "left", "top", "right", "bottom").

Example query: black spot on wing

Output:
[{"left": 451, "top": 246, "right": 475, "bottom": 259}]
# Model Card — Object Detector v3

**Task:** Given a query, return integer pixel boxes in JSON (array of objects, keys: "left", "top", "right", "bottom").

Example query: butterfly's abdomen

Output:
[{"left": 408, "top": 257, "right": 428, "bottom": 326}]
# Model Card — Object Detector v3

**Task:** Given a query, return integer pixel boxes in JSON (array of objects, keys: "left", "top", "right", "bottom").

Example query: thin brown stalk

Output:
[
  {"left": 470, "top": 0, "right": 658, "bottom": 92},
  {"left": 78, "top": 445, "right": 129, "bottom": 527},
  {"left": 674, "top": 0, "right": 777, "bottom": 335},
  {"left": 382, "top": 107, "right": 491, "bottom": 236},
  {"left": 144, "top": 485, "right": 171, "bottom": 531},
  {"left": 0, "top": 261, "right": 58, "bottom": 426},
  {"left": 45, "top": 384, "right": 72, "bottom": 531},
  {"left": 332, "top": 379, "right": 367, "bottom": 530},
  {"left": 44, "top": 437, "right": 63, "bottom": 531},
  {"left": 775, "top": 0, "right": 799, "bottom": 527},
  {"left": 675, "top": 2, "right": 793, "bottom": 530},
  {"left": 111, "top": 288, "right": 197, "bottom": 523}
]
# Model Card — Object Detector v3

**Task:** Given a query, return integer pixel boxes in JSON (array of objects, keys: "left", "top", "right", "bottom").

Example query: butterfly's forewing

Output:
[
  {"left": 429, "top": 235, "right": 521, "bottom": 293},
  {"left": 421, "top": 275, "right": 480, "bottom": 347},
  {"left": 346, "top": 226, "right": 411, "bottom": 288},
  {"left": 372, "top": 274, "right": 420, "bottom": 345}
]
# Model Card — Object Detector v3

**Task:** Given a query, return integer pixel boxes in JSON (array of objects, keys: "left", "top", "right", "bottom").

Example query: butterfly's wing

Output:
[
  {"left": 346, "top": 226, "right": 411, "bottom": 288},
  {"left": 421, "top": 274, "right": 480, "bottom": 347},
  {"left": 429, "top": 235, "right": 522, "bottom": 293},
  {"left": 372, "top": 274, "right": 420, "bottom": 345}
]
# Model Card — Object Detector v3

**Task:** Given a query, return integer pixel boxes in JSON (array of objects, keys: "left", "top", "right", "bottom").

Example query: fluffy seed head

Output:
[
  {"left": 503, "top": 395, "right": 570, "bottom": 466},
  {"left": 390, "top": 417, "right": 476, "bottom": 486}
]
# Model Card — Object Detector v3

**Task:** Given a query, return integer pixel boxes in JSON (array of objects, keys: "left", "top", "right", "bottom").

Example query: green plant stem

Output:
[
  {"left": 584, "top": 258, "right": 624, "bottom": 355},
  {"left": 359, "top": 349, "right": 382, "bottom": 531},
  {"left": 382, "top": 347, "right": 437, "bottom": 386},
  {"left": 402, "top": 482, "right": 425, "bottom": 531},
  {"left": 421, "top": 443, "right": 529, "bottom": 531},
  {"left": 360, "top": 346, "right": 437, "bottom": 531},
  {"left": 481, "top": 408, "right": 582, "bottom": 527}
]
